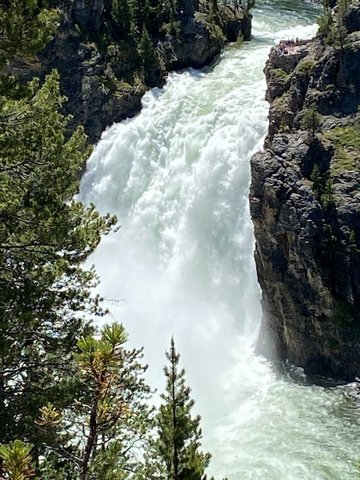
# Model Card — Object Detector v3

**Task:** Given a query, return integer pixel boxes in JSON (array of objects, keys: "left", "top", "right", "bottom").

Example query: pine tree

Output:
[
  {"left": 111, "top": 0, "right": 131, "bottom": 38},
  {"left": 0, "top": 69, "right": 117, "bottom": 458},
  {"left": 320, "top": 178, "right": 334, "bottom": 209},
  {"left": 335, "top": 0, "right": 348, "bottom": 51},
  {"left": 138, "top": 27, "right": 162, "bottom": 87},
  {"left": 168, "top": 0, "right": 177, "bottom": 27},
  {"left": 209, "top": 0, "right": 220, "bottom": 25},
  {"left": 0, "top": 2, "right": 117, "bottom": 461},
  {"left": 34, "top": 323, "right": 152, "bottom": 480},
  {"left": 131, "top": 0, "right": 151, "bottom": 34},
  {"left": 0, "top": 440, "right": 34, "bottom": 480},
  {"left": 0, "top": 1, "right": 58, "bottom": 69},
  {"left": 310, "top": 164, "right": 322, "bottom": 197},
  {"left": 154, "top": 338, "right": 211, "bottom": 480},
  {"left": 301, "top": 106, "right": 321, "bottom": 137},
  {"left": 148, "top": 0, "right": 165, "bottom": 36},
  {"left": 318, "top": 0, "right": 333, "bottom": 39},
  {"left": 323, "top": 0, "right": 348, "bottom": 50}
]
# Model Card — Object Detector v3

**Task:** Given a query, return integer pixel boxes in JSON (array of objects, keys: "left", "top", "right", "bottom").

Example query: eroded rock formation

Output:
[{"left": 250, "top": 4, "right": 360, "bottom": 379}]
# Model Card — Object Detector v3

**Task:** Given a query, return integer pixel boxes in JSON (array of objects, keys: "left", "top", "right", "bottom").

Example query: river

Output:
[{"left": 79, "top": 1, "right": 360, "bottom": 478}]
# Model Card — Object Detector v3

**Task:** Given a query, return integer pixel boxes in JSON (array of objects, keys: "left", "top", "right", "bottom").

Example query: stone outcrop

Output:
[
  {"left": 161, "top": 8, "right": 250, "bottom": 70},
  {"left": 250, "top": 3, "right": 360, "bottom": 379},
  {"left": 9, "top": 0, "right": 251, "bottom": 143}
]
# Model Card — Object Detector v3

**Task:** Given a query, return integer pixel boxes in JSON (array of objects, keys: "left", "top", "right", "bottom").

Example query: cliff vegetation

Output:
[{"left": 7, "top": 0, "right": 252, "bottom": 142}]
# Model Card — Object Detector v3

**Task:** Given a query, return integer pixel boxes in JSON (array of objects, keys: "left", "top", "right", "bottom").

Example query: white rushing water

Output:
[{"left": 80, "top": 1, "right": 360, "bottom": 478}]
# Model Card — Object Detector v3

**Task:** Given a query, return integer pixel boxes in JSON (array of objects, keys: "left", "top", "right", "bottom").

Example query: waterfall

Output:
[{"left": 79, "top": 1, "right": 360, "bottom": 478}]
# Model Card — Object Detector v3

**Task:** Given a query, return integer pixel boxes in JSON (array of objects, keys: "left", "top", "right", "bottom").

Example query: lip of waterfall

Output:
[{"left": 79, "top": 2, "right": 360, "bottom": 478}]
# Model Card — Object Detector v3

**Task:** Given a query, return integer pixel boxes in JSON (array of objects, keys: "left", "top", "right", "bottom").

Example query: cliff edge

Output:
[
  {"left": 250, "top": 1, "right": 360, "bottom": 379},
  {"left": 7, "top": 0, "right": 251, "bottom": 143}
]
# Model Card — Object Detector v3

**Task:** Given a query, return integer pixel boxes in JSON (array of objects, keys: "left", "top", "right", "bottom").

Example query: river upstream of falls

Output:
[{"left": 79, "top": 1, "right": 360, "bottom": 478}]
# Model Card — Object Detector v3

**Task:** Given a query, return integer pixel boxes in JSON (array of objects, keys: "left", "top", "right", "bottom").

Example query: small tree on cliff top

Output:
[
  {"left": 111, "top": 0, "right": 131, "bottom": 37},
  {"left": 302, "top": 106, "right": 321, "bottom": 137},
  {"left": 138, "top": 26, "right": 162, "bottom": 87}
]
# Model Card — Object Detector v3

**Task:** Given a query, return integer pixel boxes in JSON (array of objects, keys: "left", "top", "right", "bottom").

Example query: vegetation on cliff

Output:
[{"left": 8, "top": 0, "right": 252, "bottom": 142}]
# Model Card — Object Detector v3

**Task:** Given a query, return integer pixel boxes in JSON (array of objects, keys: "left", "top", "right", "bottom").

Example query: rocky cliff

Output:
[
  {"left": 8, "top": 0, "right": 251, "bottom": 142},
  {"left": 250, "top": 2, "right": 360, "bottom": 379}
]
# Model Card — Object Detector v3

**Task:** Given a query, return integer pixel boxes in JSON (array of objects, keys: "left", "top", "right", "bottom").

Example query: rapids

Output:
[{"left": 79, "top": 1, "right": 360, "bottom": 478}]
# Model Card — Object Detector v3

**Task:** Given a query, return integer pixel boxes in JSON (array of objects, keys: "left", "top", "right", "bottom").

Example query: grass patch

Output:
[
  {"left": 272, "top": 93, "right": 290, "bottom": 111},
  {"left": 331, "top": 147, "right": 357, "bottom": 176},
  {"left": 100, "top": 75, "right": 135, "bottom": 98},
  {"left": 295, "top": 58, "right": 316, "bottom": 76},
  {"left": 161, "top": 21, "right": 181, "bottom": 35},
  {"left": 323, "top": 124, "right": 360, "bottom": 176},
  {"left": 272, "top": 68, "right": 289, "bottom": 80}
]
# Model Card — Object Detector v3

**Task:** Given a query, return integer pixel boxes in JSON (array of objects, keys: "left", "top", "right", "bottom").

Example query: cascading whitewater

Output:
[{"left": 80, "top": 1, "right": 360, "bottom": 478}]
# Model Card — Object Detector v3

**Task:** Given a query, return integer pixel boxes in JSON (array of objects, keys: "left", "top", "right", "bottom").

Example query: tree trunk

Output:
[
  {"left": 171, "top": 354, "right": 179, "bottom": 480},
  {"left": 80, "top": 397, "right": 99, "bottom": 480}
]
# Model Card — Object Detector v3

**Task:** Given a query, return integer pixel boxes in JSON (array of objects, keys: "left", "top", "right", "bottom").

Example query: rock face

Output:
[
  {"left": 9, "top": 0, "right": 251, "bottom": 143},
  {"left": 39, "top": 34, "right": 145, "bottom": 143},
  {"left": 161, "top": 9, "right": 251, "bottom": 70},
  {"left": 71, "top": 0, "right": 106, "bottom": 30},
  {"left": 250, "top": 5, "right": 360, "bottom": 380}
]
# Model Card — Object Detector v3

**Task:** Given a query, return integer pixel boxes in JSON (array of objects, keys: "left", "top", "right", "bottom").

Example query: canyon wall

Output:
[
  {"left": 8, "top": 0, "right": 251, "bottom": 142},
  {"left": 250, "top": 2, "right": 360, "bottom": 379}
]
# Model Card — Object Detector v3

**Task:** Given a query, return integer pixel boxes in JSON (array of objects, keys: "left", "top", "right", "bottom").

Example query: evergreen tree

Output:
[
  {"left": 320, "top": 178, "right": 334, "bottom": 209},
  {"left": 318, "top": 0, "right": 333, "bottom": 39},
  {"left": 209, "top": 0, "right": 220, "bottom": 25},
  {"left": 111, "top": 0, "right": 131, "bottom": 38},
  {"left": 148, "top": 0, "right": 165, "bottom": 36},
  {"left": 131, "top": 0, "right": 151, "bottom": 34},
  {"left": 0, "top": 1, "right": 58, "bottom": 69},
  {"left": 168, "top": 0, "right": 177, "bottom": 27},
  {"left": 0, "top": 69, "right": 116, "bottom": 458},
  {"left": 153, "top": 338, "right": 211, "bottom": 480},
  {"left": 334, "top": 0, "right": 348, "bottom": 51},
  {"left": 0, "top": 440, "right": 34, "bottom": 480},
  {"left": 310, "top": 164, "right": 322, "bottom": 197},
  {"left": 0, "top": 2, "right": 117, "bottom": 460},
  {"left": 34, "top": 323, "right": 152, "bottom": 480},
  {"left": 138, "top": 27, "right": 162, "bottom": 87},
  {"left": 322, "top": 0, "right": 348, "bottom": 50},
  {"left": 301, "top": 106, "right": 321, "bottom": 137}
]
